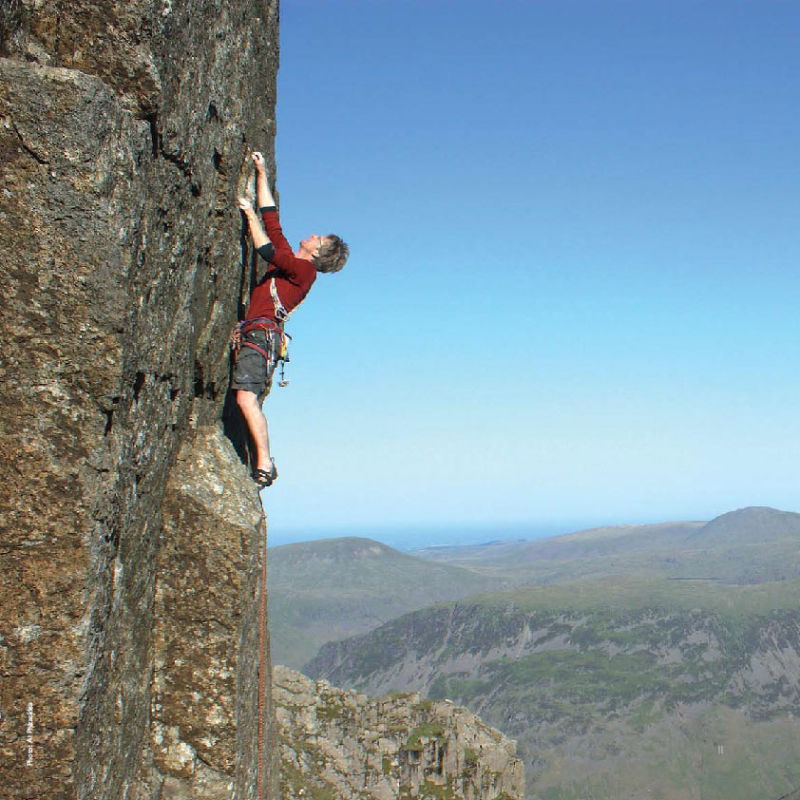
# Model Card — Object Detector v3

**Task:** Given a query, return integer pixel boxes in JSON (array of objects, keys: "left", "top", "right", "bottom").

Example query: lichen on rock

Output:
[{"left": 273, "top": 666, "right": 524, "bottom": 800}]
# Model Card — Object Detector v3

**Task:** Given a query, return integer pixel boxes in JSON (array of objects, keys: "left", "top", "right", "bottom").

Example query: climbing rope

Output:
[{"left": 257, "top": 505, "right": 269, "bottom": 800}]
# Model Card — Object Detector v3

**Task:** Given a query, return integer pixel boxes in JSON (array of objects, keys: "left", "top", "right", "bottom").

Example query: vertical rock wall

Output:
[{"left": 0, "top": 1, "right": 279, "bottom": 798}]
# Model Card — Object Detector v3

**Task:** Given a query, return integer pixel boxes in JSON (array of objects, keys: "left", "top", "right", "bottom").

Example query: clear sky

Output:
[{"left": 262, "top": 0, "right": 799, "bottom": 546}]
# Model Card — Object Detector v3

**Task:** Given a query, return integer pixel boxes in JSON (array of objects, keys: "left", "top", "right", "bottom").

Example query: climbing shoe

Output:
[{"left": 253, "top": 459, "right": 278, "bottom": 489}]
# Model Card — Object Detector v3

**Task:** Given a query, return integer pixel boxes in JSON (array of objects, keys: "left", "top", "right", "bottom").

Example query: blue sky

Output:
[{"left": 262, "top": 0, "right": 799, "bottom": 546}]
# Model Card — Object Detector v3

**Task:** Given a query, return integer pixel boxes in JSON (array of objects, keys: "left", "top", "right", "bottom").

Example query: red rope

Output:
[{"left": 257, "top": 506, "right": 268, "bottom": 800}]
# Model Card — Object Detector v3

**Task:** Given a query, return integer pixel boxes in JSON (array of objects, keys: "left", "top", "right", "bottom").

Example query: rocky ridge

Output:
[{"left": 274, "top": 666, "right": 524, "bottom": 800}]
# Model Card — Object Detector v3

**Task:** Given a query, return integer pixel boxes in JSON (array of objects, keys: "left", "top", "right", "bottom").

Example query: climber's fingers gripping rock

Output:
[{"left": 251, "top": 151, "right": 266, "bottom": 172}]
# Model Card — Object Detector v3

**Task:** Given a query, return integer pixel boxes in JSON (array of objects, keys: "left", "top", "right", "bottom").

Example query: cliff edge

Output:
[{"left": 0, "top": 2, "right": 279, "bottom": 798}]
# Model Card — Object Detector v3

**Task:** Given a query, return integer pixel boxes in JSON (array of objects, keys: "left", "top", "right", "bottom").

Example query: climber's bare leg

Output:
[{"left": 236, "top": 389, "right": 272, "bottom": 472}]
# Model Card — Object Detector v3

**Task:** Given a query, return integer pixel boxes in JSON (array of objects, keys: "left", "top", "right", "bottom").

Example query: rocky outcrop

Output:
[
  {"left": 0, "top": 2, "right": 279, "bottom": 798},
  {"left": 273, "top": 666, "right": 524, "bottom": 800}
]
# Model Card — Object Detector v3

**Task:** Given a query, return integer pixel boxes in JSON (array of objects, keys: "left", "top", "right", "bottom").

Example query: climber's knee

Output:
[{"left": 236, "top": 389, "right": 259, "bottom": 412}]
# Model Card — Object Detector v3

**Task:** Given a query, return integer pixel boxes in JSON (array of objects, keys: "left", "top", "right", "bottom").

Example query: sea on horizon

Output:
[{"left": 267, "top": 520, "right": 613, "bottom": 552}]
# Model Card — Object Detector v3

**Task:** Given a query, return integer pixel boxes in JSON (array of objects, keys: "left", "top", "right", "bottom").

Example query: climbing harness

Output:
[
  {"left": 231, "top": 273, "right": 309, "bottom": 388},
  {"left": 230, "top": 315, "right": 291, "bottom": 388}
]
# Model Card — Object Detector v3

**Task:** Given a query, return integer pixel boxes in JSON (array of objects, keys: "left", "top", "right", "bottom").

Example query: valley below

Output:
[{"left": 270, "top": 507, "right": 800, "bottom": 799}]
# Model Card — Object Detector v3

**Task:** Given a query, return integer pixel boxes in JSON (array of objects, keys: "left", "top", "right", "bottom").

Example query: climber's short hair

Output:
[{"left": 314, "top": 235, "right": 349, "bottom": 273}]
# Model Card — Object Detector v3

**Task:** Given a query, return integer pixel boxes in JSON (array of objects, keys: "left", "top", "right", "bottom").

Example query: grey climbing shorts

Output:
[{"left": 231, "top": 328, "right": 281, "bottom": 397}]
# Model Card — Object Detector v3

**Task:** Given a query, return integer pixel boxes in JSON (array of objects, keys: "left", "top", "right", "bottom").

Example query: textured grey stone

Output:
[
  {"left": 0, "top": 1, "right": 279, "bottom": 798},
  {"left": 273, "top": 666, "right": 524, "bottom": 800}
]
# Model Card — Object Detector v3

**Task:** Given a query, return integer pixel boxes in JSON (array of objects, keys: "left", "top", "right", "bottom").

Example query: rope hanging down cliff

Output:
[{"left": 257, "top": 504, "right": 268, "bottom": 800}]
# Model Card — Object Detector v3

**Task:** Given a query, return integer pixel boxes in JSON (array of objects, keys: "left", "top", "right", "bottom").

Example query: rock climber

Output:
[{"left": 233, "top": 151, "right": 349, "bottom": 488}]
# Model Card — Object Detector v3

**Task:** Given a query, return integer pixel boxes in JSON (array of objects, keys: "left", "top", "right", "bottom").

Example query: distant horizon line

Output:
[
  {"left": 268, "top": 515, "right": 702, "bottom": 550},
  {"left": 267, "top": 505, "right": 795, "bottom": 550},
  {"left": 273, "top": 513, "right": 713, "bottom": 536}
]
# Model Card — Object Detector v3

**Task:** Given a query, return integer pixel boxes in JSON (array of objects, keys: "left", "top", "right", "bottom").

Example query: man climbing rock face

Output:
[{"left": 233, "top": 151, "right": 349, "bottom": 489}]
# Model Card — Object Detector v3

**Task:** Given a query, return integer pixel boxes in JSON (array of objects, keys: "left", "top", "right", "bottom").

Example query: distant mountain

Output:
[
  {"left": 307, "top": 576, "right": 800, "bottom": 800},
  {"left": 416, "top": 507, "right": 800, "bottom": 585},
  {"left": 689, "top": 506, "right": 800, "bottom": 547},
  {"left": 415, "top": 521, "right": 704, "bottom": 568},
  {"left": 267, "top": 536, "right": 507, "bottom": 668},
  {"left": 272, "top": 508, "right": 800, "bottom": 669}
]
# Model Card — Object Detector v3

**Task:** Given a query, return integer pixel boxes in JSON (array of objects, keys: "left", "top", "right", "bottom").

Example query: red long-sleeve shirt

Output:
[{"left": 246, "top": 207, "right": 317, "bottom": 323}]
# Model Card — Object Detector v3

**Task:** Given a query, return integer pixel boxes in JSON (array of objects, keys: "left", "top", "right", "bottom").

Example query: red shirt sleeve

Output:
[
  {"left": 259, "top": 207, "right": 312, "bottom": 286},
  {"left": 247, "top": 207, "right": 317, "bottom": 321}
]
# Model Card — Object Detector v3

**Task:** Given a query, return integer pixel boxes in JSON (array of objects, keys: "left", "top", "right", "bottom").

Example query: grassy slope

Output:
[
  {"left": 267, "top": 536, "right": 507, "bottom": 667},
  {"left": 533, "top": 708, "right": 800, "bottom": 800}
]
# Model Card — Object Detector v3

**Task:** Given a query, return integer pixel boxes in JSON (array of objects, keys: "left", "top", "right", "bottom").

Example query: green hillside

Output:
[
  {"left": 271, "top": 508, "right": 800, "bottom": 668},
  {"left": 267, "top": 536, "right": 507, "bottom": 667},
  {"left": 306, "top": 576, "right": 800, "bottom": 800}
]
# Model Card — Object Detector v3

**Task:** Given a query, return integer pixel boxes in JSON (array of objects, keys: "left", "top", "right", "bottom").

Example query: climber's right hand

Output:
[{"left": 251, "top": 151, "right": 266, "bottom": 172}]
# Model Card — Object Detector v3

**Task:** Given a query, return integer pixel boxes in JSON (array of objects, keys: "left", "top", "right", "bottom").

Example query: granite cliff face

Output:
[
  {"left": 274, "top": 666, "right": 524, "bottom": 800},
  {"left": 0, "top": 1, "right": 279, "bottom": 798}
]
